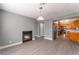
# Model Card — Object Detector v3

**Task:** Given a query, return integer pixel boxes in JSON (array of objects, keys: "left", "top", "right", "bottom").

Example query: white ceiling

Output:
[{"left": 1, "top": 3, "right": 79, "bottom": 20}]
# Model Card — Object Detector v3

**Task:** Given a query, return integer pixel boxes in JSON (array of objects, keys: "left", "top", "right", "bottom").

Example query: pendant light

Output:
[{"left": 37, "top": 3, "right": 45, "bottom": 21}]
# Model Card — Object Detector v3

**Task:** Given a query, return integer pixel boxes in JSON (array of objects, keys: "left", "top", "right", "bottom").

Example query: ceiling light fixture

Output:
[{"left": 37, "top": 3, "right": 45, "bottom": 21}]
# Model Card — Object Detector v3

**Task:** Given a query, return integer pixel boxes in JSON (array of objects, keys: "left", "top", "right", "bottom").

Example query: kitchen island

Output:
[{"left": 66, "top": 29, "right": 79, "bottom": 42}]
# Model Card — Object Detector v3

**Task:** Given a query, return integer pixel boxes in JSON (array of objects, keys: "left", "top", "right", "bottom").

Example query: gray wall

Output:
[
  {"left": 0, "top": 10, "right": 3, "bottom": 46},
  {"left": 36, "top": 20, "right": 53, "bottom": 40},
  {"left": 36, "top": 20, "right": 54, "bottom": 40},
  {"left": 36, "top": 22, "right": 44, "bottom": 37},
  {"left": 36, "top": 21, "right": 45, "bottom": 37},
  {"left": 44, "top": 20, "right": 53, "bottom": 40},
  {"left": 0, "top": 10, "right": 37, "bottom": 46}
]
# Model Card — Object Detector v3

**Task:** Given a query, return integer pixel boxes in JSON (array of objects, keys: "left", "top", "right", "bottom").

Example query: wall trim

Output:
[
  {"left": 44, "top": 37, "right": 52, "bottom": 40},
  {"left": 0, "top": 42, "right": 22, "bottom": 50},
  {"left": 32, "top": 38, "right": 35, "bottom": 40},
  {"left": 35, "top": 35, "right": 40, "bottom": 37},
  {"left": 35, "top": 35, "right": 45, "bottom": 37}
]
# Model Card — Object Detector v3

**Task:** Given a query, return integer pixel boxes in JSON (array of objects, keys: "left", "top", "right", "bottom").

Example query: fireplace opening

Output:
[{"left": 22, "top": 31, "right": 32, "bottom": 43}]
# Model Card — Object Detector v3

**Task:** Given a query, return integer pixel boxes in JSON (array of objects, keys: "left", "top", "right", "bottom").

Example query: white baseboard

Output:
[
  {"left": 32, "top": 38, "right": 35, "bottom": 40},
  {"left": 44, "top": 37, "right": 52, "bottom": 40},
  {"left": 35, "top": 35, "right": 45, "bottom": 37},
  {"left": 0, "top": 42, "right": 22, "bottom": 50},
  {"left": 35, "top": 35, "right": 40, "bottom": 37}
]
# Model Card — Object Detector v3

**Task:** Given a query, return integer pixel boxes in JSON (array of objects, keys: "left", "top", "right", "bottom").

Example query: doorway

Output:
[
  {"left": 52, "top": 17, "right": 77, "bottom": 40},
  {"left": 53, "top": 20, "right": 57, "bottom": 40}
]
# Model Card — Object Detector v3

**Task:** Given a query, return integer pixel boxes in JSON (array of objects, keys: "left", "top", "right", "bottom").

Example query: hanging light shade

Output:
[
  {"left": 37, "top": 16, "right": 44, "bottom": 21},
  {"left": 37, "top": 3, "right": 45, "bottom": 21}
]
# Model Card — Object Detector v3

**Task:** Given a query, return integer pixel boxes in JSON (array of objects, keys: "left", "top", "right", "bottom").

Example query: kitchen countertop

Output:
[{"left": 65, "top": 29, "right": 79, "bottom": 33}]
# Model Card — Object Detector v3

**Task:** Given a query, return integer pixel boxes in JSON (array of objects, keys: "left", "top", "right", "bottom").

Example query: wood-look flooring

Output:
[{"left": 0, "top": 35, "right": 79, "bottom": 55}]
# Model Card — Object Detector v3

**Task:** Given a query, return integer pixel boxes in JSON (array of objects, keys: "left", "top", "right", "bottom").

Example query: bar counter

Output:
[{"left": 66, "top": 29, "right": 79, "bottom": 42}]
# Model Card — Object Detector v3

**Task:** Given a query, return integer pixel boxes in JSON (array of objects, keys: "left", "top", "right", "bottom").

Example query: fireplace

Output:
[{"left": 22, "top": 31, "right": 32, "bottom": 43}]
